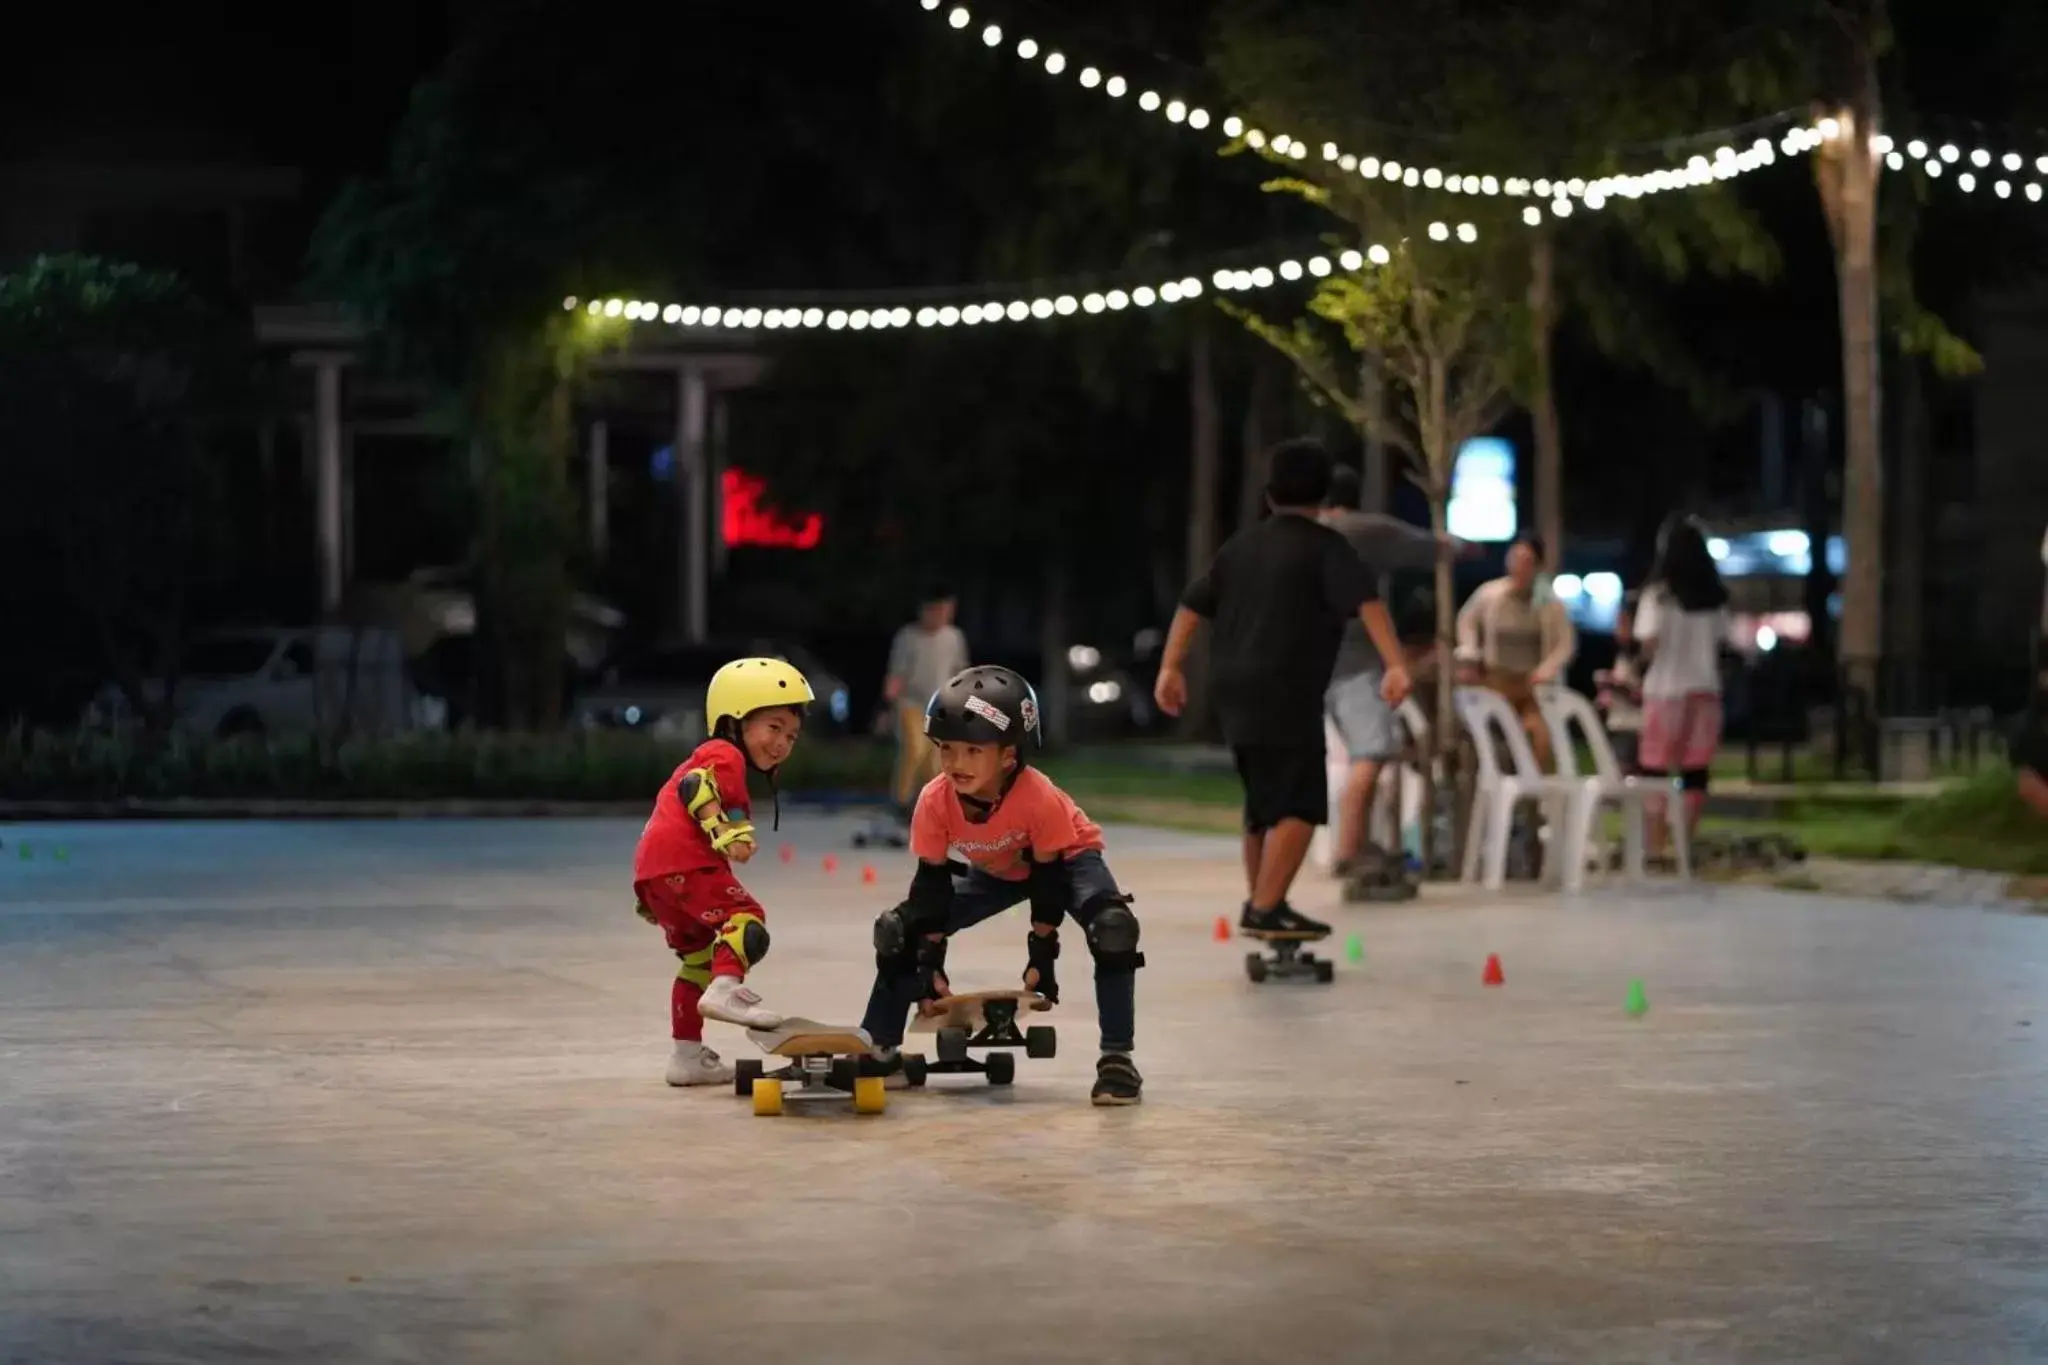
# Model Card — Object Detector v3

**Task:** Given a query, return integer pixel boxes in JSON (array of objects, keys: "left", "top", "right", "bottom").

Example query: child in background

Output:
[
  {"left": 634, "top": 657, "right": 813, "bottom": 1086},
  {"left": 860, "top": 666, "right": 1145, "bottom": 1106}
]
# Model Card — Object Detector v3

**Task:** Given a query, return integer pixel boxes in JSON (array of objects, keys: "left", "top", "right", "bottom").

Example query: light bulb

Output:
[
  {"left": 1006, "top": 300, "right": 1029, "bottom": 321},
  {"left": 1166, "top": 100, "right": 1187, "bottom": 123},
  {"left": 848, "top": 309, "right": 870, "bottom": 330},
  {"left": 1959, "top": 172, "right": 1976, "bottom": 191},
  {"left": 1566, "top": 177, "right": 1586, "bottom": 195},
  {"left": 1250, "top": 267, "right": 1274, "bottom": 288},
  {"left": 700, "top": 307, "right": 722, "bottom": 327},
  {"left": 1290, "top": 141, "right": 1308, "bottom": 160},
  {"left": 1030, "top": 298, "right": 1054, "bottom": 318},
  {"left": 1940, "top": 143, "right": 1959, "bottom": 162},
  {"left": 1279, "top": 259, "right": 1303, "bottom": 281},
  {"left": 980, "top": 24, "right": 1000, "bottom": 46},
  {"left": 603, "top": 299, "right": 623, "bottom": 317},
  {"left": 1551, "top": 198, "right": 1573, "bottom": 217},
  {"left": 1481, "top": 175, "right": 1499, "bottom": 195},
  {"left": 961, "top": 304, "right": 984, "bottom": 325},
  {"left": 762, "top": 309, "right": 783, "bottom": 329},
  {"left": 655, "top": 303, "right": 677, "bottom": 324},
  {"left": 1423, "top": 167, "right": 1443, "bottom": 188},
  {"left": 916, "top": 307, "right": 938, "bottom": 327},
  {"left": 1715, "top": 144, "right": 1736, "bottom": 162},
  {"left": 1534, "top": 178, "right": 1552, "bottom": 196},
  {"left": 1082, "top": 293, "right": 1105, "bottom": 314},
  {"left": 1044, "top": 51, "right": 1065, "bottom": 74},
  {"left": 1907, "top": 139, "right": 1927, "bottom": 159},
  {"left": 2004, "top": 151, "right": 2022, "bottom": 171},
  {"left": 1231, "top": 270, "right": 1254, "bottom": 291},
  {"left": 891, "top": 307, "right": 911, "bottom": 327},
  {"left": 586, "top": 301, "right": 601, "bottom": 315},
  {"left": 1245, "top": 129, "right": 1266, "bottom": 149},
  {"left": 1382, "top": 161, "right": 1401, "bottom": 181},
  {"left": 921, "top": 0, "right": 938, "bottom": 9},
  {"left": 2038, "top": 156, "right": 2048, "bottom": 174},
  {"left": 1456, "top": 223, "right": 1477, "bottom": 243},
  {"left": 1138, "top": 90, "right": 1161, "bottom": 112},
  {"left": 1188, "top": 109, "right": 1209, "bottom": 130},
  {"left": 1428, "top": 221, "right": 1449, "bottom": 241},
  {"left": 1180, "top": 277, "right": 1202, "bottom": 298},
  {"left": 1223, "top": 115, "right": 1243, "bottom": 138},
  {"left": 1308, "top": 256, "right": 1332, "bottom": 276},
  {"left": 1523, "top": 205, "right": 1542, "bottom": 225},
  {"left": 1402, "top": 166, "right": 1418, "bottom": 184},
  {"left": 1159, "top": 282, "right": 1181, "bottom": 303},
  {"left": 1339, "top": 153, "right": 1358, "bottom": 171},
  {"left": 947, "top": 6, "right": 969, "bottom": 29},
  {"left": 802, "top": 308, "right": 823, "bottom": 327},
  {"left": 827, "top": 310, "right": 847, "bottom": 330},
  {"left": 1323, "top": 142, "right": 1340, "bottom": 161},
  {"left": 1338, "top": 248, "right": 1364, "bottom": 271},
  {"left": 1818, "top": 117, "right": 1840, "bottom": 138},
  {"left": 1886, "top": 152, "right": 1903, "bottom": 170},
  {"left": 1368, "top": 244, "right": 1391, "bottom": 265},
  {"left": 1211, "top": 269, "right": 1234, "bottom": 290},
  {"left": 1106, "top": 75, "right": 1126, "bottom": 98},
  {"left": 1874, "top": 134, "right": 1894, "bottom": 154},
  {"left": 1971, "top": 148, "right": 1990, "bottom": 167},
  {"left": 1359, "top": 157, "right": 1379, "bottom": 177},
  {"left": 1133, "top": 286, "right": 1158, "bottom": 306},
  {"left": 1927, "top": 160, "right": 1943, "bottom": 176},
  {"left": 1079, "top": 66, "right": 1100, "bottom": 88},
  {"left": 1015, "top": 37, "right": 1037, "bottom": 58},
  {"left": 1055, "top": 294, "right": 1078, "bottom": 315},
  {"left": 937, "top": 306, "right": 959, "bottom": 326},
  {"left": 1106, "top": 290, "right": 1129, "bottom": 310},
  {"left": 2030, "top": 184, "right": 2044, "bottom": 201},
  {"left": 561, "top": 295, "right": 578, "bottom": 311},
  {"left": 1585, "top": 189, "right": 1607, "bottom": 210},
  {"left": 1271, "top": 134, "right": 1292, "bottom": 155},
  {"left": 1996, "top": 180, "right": 2012, "bottom": 198}
]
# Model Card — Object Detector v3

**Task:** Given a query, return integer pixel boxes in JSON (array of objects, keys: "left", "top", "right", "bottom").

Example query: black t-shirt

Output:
[{"left": 1181, "top": 512, "right": 1378, "bottom": 748}]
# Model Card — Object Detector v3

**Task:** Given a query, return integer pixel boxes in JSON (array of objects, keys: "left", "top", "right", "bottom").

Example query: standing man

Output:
[
  {"left": 883, "top": 586, "right": 970, "bottom": 822},
  {"left": 1455, "top": 534, "right": 1576, "bottom": 770},
  {"left": 1319, "top": 465, "right": 1469, "bottom": 889},
  {"left": 1154, "top": 439, "right": 1413, "bottom": 937}
]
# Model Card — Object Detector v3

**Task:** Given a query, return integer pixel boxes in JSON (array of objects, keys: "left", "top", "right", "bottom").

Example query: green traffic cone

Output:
[
  {"left": 1344, "top": 933, "right": 1364, "bottom": 963},
  {"left": 1624, "top": 979, "right": 1648, "bottom": 1017},
  {"left": 53, "top": 846, "right": 69, "bottom": 863},
  {"left": 17, "top": 842, "right": 29, "bottom": 861}
]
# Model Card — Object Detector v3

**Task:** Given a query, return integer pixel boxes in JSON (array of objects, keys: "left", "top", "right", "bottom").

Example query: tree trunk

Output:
[
  {"left": 1817, "top": 74, "right": 1884, "bottom": 706},
  {"left": 1238, "top": 351, "right": 1280, "bottom": 532},
  {"left": 1179, "top": 319, "right": 1222, "bottom": 738},
  {"left": 1040, "top": 549, "right": 1072, "bottom": 748},
  {"left": 1527, "top": 231, "right": 1565, "bottom": 568}
]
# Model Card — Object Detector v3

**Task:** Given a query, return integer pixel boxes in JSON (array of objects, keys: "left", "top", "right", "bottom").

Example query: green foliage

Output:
[
  {"left": 1, "top": 726, "right": 894, "bottom": 802},
  {"left": 0, "top": 255, "right": 262, "bottom": 726}
]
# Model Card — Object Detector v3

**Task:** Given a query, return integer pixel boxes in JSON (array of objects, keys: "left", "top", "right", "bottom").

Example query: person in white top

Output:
[{"left": 1633, "top": 514, "right": 1733, "bottom": 852}]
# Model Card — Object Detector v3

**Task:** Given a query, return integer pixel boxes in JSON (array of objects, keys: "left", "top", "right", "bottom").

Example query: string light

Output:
[
  {"left": 572, "top": 233, "right": 1481, "bottom": 334},
  {"left": 917, "top": 0, "right": 1804, "bottom": 215},
  {"left": 1887, "top": 133, "right": 2048, "bottom": 209}
]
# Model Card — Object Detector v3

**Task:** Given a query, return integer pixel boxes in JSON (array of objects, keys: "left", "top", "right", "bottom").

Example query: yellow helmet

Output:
[{"left": 705, "top": 656, "right": 815, "bottom": 736}]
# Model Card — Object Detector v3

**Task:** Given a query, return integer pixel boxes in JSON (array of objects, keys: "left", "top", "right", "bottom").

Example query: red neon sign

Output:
[{"left": 722, "top": 467, "right": 823, "bottom": 549}]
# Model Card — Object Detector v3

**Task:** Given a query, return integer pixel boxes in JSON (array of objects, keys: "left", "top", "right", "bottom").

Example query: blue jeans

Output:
[{"left": 860, "top": 849, "right": 1137, "bottom": 1054}]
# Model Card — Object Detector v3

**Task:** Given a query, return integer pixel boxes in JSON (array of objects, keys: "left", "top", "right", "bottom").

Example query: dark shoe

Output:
[
  {"left": 859, "top": 1049, "right": 914, "bottom": 1090},
  {"left": 1091, "top": 1053, "right": 1143, "bottom": 1106},
  {"left": 1239, "top": 901, "right": 1331, "bottom": 939}
]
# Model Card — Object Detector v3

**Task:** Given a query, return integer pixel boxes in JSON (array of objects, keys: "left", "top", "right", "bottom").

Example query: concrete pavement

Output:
[{"left": 2, "top": 814, "right": 2045, "bottom": 1363}]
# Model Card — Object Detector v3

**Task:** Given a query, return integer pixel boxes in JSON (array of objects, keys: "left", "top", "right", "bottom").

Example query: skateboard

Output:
[
  {"left": 1242, "top": 927, "right": 1336, "bottom": 984},
  {"left": 734, "top": 1018, "right": 887, "bottom": 1116},
  {"left": 903, "top": 989, "right": 1055, "bottom": 1086}
]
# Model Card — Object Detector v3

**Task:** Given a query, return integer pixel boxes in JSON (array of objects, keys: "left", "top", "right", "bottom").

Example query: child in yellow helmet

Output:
[{"left": 633, "top": 656, "right": 815, "bottom": 1086}]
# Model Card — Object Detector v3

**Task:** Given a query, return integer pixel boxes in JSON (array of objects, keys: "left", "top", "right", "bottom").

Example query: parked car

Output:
[
  {"left": 572, "top": 638, "right": 854, "bottom": 738},
  {"left": 82, "top": 626, "right": 424, "bottom": 740}
]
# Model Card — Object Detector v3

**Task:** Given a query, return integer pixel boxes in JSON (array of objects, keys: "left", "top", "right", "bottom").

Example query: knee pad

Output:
[
  {"left": 873, "top": 903, "right": 915, "bottom": 970},
  {"left": 1680, "top": 768, "right": 1710, "bottom": 793},
  {"left": 714, "top": 912, "right": 769, "bottom": 969},
  {"left": 674, "top": 943, "right": 714, "bottom": 989},
  {"left": 1084, "top": 896, "right": 1145, "bottom": 973}
]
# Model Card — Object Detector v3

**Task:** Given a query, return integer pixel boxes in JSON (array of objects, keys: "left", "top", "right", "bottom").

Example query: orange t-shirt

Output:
[
  {"left": 633, "top": 738, "right": 752, "bottom": 883},
  {"left": 909, "top": 767, "right": 1104, "bottom": 881}
]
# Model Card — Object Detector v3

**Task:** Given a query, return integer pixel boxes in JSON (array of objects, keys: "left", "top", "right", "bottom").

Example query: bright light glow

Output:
[
  {"left": 1997, "top": 179, "right": 2012, "bottom": 198},
  {"left": 701, "top": 307, "right": 722, "bottom": 327},
  {"left": 2038, "top": 156, "right": 2048, "bottom": 174},
  {"left": 921, "top": 0, "right": 939, "bottom": 9},
  {"left": 1886, "top": 151, "right": 1904, "bottom": 170},
  {"left": 1106, "top": 75, "right": 1126, "bottom": 97},
  {"left": 1179, "top": 277, "right": 1202, "bottom": 298},
  {"left": 1338, "top": 248, "right": 1364, "bottom": 271},
  {"left": 1278, "top": 259, "right": 1303, "bottom": 281},
  {"left": 1133, "top": 285, "right": 1157, "bottom": 306},
  {"left": 1553, "top": 574, "right": 1583, "bottom": 599},
  {"left": 1927, "top": 159, "right": 1944, "bottom": 177},
  {"left": 1223, "top": 115, "right": 1243, "bottom": 138},
  {"left": 1766, "top": 529, "right": 1809, "bottom": 557},
  {"left": 916, "top": 307, "right": 938, "bottom": 327},
  {"left": 1138, "top": 90, "right": 1161, "bottom": 112},
  {"left": 1456, "top": 222, "right": 1478, "bottom": 243},
  {"left": 1552, "top": 198, "right": 1573, "bottom": 217},
  {"left": 681, "top": 306, "right": 702, "bottom": 325},
  {"left": 603, "top": 299, "right": 623, "bottom": 317},
  {"left": 1106, "top": 290, "right": 1129, "bottom": 310},
  {"left": 762, "top": 309, "right": 784, "bottom": 329},
  {"left": 1030, "top": 297, "right": 1054, "bottom": 318},
  {"left": 1940, "top": 143, "right": 1959, "bottom": 162},
  {"left": 1818, "top": 117, "right": 1840, "bottom": 139},
  {"left": 1423, "top": 167, "right": 1443, "bottom": 188},
  {"left": 981, "top": 23, "right": 1001, "bottom": 46},
  {"left": 1245, "top": 129, "right": 1267, "bottom": 149},
  {"left": 657, "top": 303, "right": 684, "bottom": 324},
  {"left": 1523, "top": 205, "right": 1542, "bottom": 225},
  {"left": 848, "top": 309, "right": 870, "bottom": 330},
  {"left": 1082, "top": 293, "right": 1105, "bottom": 313},
  {"left": 1757, "top": 625, "right": 1779, "bottom": 652},
  {"left": 1907, "top": 139, "right": 1928, "bottom": 158},
  {"left": 1359, "top": 157, "right": 1379, "bottom": 177},
  {"left": 1188, "top": 108, "right": 1209, "bottom": 129},
  {"left": 1212, "top": 269, "right": 1234, "bottom": 290},
  {"left": 1384, "top": 160, "right": 1403, "bottom": 180},
  {"left": 1368, "top": 244, "right": 1391, "bottom": 265},
  {"left": 1534, "top": 178, "right": 1552, "bottom": 196},
  {"left": 1324, "top": 142, "right": 1340, "bottom": 161},
  {"left": 2005, "top": 151, "right": 2023, "bottom": 171},
  {"left": 1166, "top": 99, "right": 1187, "bottom": 123},
  {"left": 1707, "top": 537, "right": 1729, "bottom": 560},
  {"left": 1428, "top": 221, "right": 1450, "bottom": 241},
  {"left": 1068, "top": 645, "right": 1102, "bottom": 672},
  {"left": 1308, "top": 256, "right": 1332, "bottom": 276},
  {"left": 1055, "top": 294, "right": 1078, "bottom": 315},
  {"left": 2031, "top": 184, "right": 2044, "bottom": 202},
  {"left": 1291, "top": 141, "right": 1309, "bottom": 161},
  {"left": 562, "top": 295, "right": 578, "bottom": 311},
  {"left": 1087, "top": 680, "right": 1122, "bottom": 705},
  {"left": 1006, "top": 300, "right": 1030, "bottom": 321},
  {"left": 1971, "top": 147, "right": 1991, "bottom": 167},
  {"left": 1960, "top": 172, "right": 1976, "bottom": 191},
  {"left": 1250, "top": 267, "right": 1274, "bottom": 288},
  {"left": 961, "top": 304, "right": 984, "bottom": 324},
  {"left": 1016, "top": 36, "right": 1036, "bottom": 58},
  {"left": 935, "top": 306, "right": 957, "bottom": 326},
  {"left": 1044, "top": 51, "right": 1065, "bottom": 74},
  {"left": 1079, "top": 66, "right": 1100, "bottom": 87},
  {"left": 586, "top": 301, "right": 602, "bottom": 315},
  {"left": 1159, "top": 282, "right": 1182, "bottom": 303},
  {"left": 947, "top": 6, "right": 969, "bottom": 28},
  {"left": 1448, "top": 437, "right": 1517, "bottom": 542},
  {"left": 1584, "top": 572, "right": 1623, "bottom": 604},
  {"left": 1402, "top": 166, "right": 1418, "bottom": 184}
]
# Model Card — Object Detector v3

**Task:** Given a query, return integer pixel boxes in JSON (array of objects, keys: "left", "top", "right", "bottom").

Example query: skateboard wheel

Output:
[
  {"left": 751, "top": 1078, "right": 784, "bottom": 1116},
  {"left": 984, "top": 1051, "right": 1015, "bottom": 1086},
  {"left": 902, "top": 1054, "right": 929, "bottom": 1087},
  {"left": 1313, "top": 959, "right": 1335, "bottom": 984},
  {"left": 1245, "top": 954, "right": 1268, "bottom": 984},
  {"left": 828, "top": 1057, "right": 858, "bottom": 1091},
  {"left": 936, "top": 1026, "right": 970, "bottom": 1063},
  {"left": 852, "top": 1075, "right": 887, "bottom": 1114},
  {"left": 1025, "top": 1025, "right": 1056, "bottom": 1060},
  {"left": 852, "top": 834, "right": 868, "bottom": 848},
  {"left": 734, "top": 1058, "right": 763, "bottom": 1099}
]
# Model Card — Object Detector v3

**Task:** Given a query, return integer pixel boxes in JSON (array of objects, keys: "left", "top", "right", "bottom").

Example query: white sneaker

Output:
[
  {"left": 698, "top": 976, "right": 784, "bottom": 1030},
  {"left": 665, "top": 1041, "right": 734, "bottom": 1087}
]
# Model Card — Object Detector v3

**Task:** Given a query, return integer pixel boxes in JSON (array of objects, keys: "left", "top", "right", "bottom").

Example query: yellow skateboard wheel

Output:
[
  {"left": 852, "top": 1075, "right": 887, "bottom": 1115},
  {"left": 751, "top": 1078, "right": 784, "bottom": 1116}
]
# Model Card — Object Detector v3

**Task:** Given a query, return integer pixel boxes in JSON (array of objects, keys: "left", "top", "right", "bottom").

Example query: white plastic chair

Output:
[
  {"left": 1314, "top": 714, "right": 1349, "bottom": 873},
  {"left": 1454, "top": 686, "right": 1582, "bottom": 891},
  {"left": 1315, "top": 697, "right": 1434, "bottom": 872},
  {"left": 1535, "top": 684, "right": 1692, "bottom": 890}
]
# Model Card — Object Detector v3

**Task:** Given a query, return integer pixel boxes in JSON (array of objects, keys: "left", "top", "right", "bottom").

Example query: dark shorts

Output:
[{"left": 1231, "top": 744, "right": 1329, "bottom": 833}]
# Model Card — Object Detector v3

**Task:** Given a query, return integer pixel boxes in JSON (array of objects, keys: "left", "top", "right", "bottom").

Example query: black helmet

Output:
[{"left": 924, "top": 666, "right": 1042, "bottom": 750}]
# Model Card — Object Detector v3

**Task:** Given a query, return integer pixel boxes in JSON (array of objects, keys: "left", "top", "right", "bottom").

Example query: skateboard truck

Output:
[
  {"left": 734, "top": 1020, "right": 886, "bottom": 1116},
  {"left": 906, "top": 991, "right": 1056, "bottom": 1088},
  {"left": 1243, "top": 930, "right": 1336, "bottom": 984}
]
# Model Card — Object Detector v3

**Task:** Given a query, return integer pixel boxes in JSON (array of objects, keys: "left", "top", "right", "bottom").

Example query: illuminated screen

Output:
[{"left": 1448, "top": 437, "right": 1517, "bottom": 542}]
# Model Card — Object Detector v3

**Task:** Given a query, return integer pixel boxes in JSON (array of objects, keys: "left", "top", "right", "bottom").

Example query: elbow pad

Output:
[{"left": 681, "top": 767, "right": 754, "bottom": 853}]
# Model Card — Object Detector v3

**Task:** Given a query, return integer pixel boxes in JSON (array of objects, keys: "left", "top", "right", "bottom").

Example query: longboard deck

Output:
[
  {"left": 748, "top": 1018, "right": 875, "bottom": 1057},
  {"left": 1241, "top": 927, "right": 1330, "bottom": 942},
  {"left": 909, "top": 989, "right": 1051, "bottom": 1032}
]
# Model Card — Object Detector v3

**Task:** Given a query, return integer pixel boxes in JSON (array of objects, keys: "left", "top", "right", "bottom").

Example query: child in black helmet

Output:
[{"left": 860, "top": 665, "right": 1144, "bottom": 1105}]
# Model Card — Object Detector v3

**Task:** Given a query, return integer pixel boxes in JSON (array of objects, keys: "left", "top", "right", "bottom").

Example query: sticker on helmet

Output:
[
  {"left": 1019, "top": 697, "right": 1039, "bottom": 733},
  {"left": 963, "top": 695, "right": 1011, "bottom": 731}
]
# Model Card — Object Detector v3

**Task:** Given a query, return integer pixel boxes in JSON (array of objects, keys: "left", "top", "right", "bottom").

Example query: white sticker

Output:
[
  {"left": 1019, "top": 697, "right": 1039, "bottom": 733},
  {"left": 963, "top": 695, "right": 1011, "bottom": 731}
]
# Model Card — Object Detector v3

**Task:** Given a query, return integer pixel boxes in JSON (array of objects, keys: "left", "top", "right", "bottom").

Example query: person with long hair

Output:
[{"left": 1635, "top": 514, "right": 1732, "bottom": 854}]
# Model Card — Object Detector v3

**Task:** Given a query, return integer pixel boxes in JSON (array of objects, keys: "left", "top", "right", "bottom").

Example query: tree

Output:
[{"left": 0, "top": 255, "right": 254, "bottom": 734}]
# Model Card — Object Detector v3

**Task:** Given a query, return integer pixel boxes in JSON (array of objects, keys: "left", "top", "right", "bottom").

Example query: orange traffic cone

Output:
[
  {"left": 861, "top": 865, "right": 877, "bottom": 885},
  {"left": 779, "top": 843, "right": 795, "bottom": 864},
  {"left": 1481, "top": 953, "right": 1505, "bottom": 986},
  {"left": 822, "top": 855, "right": 839, "bottom": 874},
  {"left": 1213, "top": 915, "right": 1232, "bottom": 942}
]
